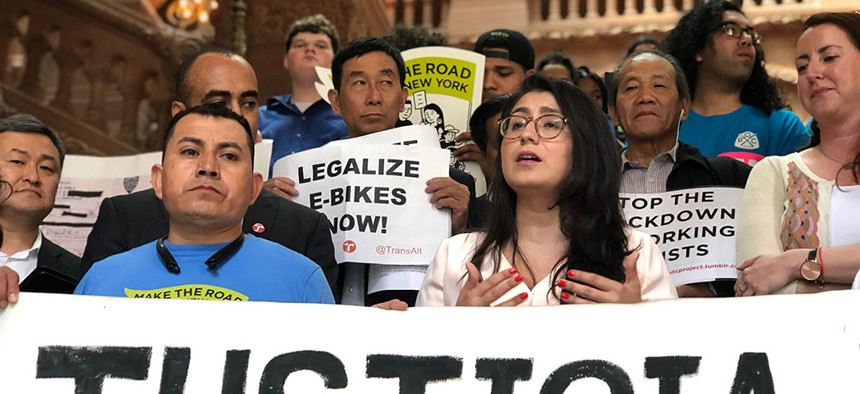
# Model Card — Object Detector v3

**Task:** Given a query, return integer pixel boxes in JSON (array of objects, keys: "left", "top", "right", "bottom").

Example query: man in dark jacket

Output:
[
  {"left": 80, "top": 49, "right": 338, "bottom": 297},
  {"left": 608, "top": 49, "right": 751, "bottom": 297},
  {"left": 0, "top": 114, "right": 80, "bottom": 309}
]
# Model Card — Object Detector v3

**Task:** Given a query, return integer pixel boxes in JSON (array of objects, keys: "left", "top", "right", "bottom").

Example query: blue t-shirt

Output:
[
  {"left": 679, "top": 105, "right": 810, "bottom": 165},
  {"left": 259, "top": 95, "right": 348, "bottom": 175},
  {"left": 75, "top": 235, "right": 334, "bottom": 304}
]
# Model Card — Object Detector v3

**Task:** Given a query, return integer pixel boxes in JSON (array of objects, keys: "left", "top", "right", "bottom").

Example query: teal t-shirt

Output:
[{"left": 679, "top": 105, "right": 810, "bottom": 165}]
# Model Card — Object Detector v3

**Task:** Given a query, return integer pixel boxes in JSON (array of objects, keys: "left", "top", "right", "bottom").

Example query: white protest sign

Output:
[
  {"left": 327, "top": 124, "right": 439, "bottom": 148},
  {"left": 43, "top": 142, "right": 273, "bottom": 256},
  {"left": 2, "top": 292, "right": 859, "bottom": 392},
  {"left": 402, "top": 47, "right": 487, "bottom": 196},
  {"left": 273, "top": 132, "right": 450, "bottom": 265},
  {"left": 620, "top": 187, "right": 743, "bottom": 286}
]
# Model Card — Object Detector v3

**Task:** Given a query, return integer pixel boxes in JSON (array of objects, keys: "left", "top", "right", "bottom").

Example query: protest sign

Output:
[
  {"left": 401, "top": 47, "right": 487, "bottom": 196},
  {"left": 2, "top": 292, "right": 859, "bottom": 393},
  {"left": 42, "top": 142, "right": 273, "bottom": 256},
  {"left": 273, "top": 128, "right": 450, "bottom": 265},
  {"left": 620, "top": 187, "right": 744, "bottom": 286},
  {"left": 314, "top": 65, "right": 335, "bottom": 104}
]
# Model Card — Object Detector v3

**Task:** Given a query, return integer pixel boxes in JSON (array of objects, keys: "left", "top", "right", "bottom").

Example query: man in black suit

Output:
[
  {"left": 80, "top": 49, "right": 338, "bottom": 296},
  {"left": 0, "top": 114, "right": 80, "bottom": 309}
]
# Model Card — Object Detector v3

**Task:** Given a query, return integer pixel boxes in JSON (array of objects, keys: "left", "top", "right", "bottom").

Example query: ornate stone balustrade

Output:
[{"left": 0, "top": 0, "right": 208, "bottom": 155}]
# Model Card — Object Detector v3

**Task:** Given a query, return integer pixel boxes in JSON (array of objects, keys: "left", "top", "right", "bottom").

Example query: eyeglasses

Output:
[
  {"left": 713, "top": 22, "right": 761, "bottom": 45},
  {"left": 498, "top": 115, "right": 568, "bottom": 140}
]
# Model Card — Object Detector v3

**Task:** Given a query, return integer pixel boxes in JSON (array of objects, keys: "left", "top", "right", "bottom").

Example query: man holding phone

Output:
[{"left": 0, "top": 114, "right": 80, "bottom": 309}]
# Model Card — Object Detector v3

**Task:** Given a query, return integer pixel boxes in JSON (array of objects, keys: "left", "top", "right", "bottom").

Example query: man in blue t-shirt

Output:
[
  {"left": 663, "top": 0, "right": 809, "bottom": 166},
  {"left": 76, "top": 104, "right": 333, "bottom": 304},
  {"left": 259, "top": 14, "right": 347, "bottom": 199}
]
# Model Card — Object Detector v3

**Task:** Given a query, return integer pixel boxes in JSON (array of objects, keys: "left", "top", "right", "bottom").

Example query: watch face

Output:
[{"left": 801, "top": 260, "right": 821, "bottom": 281}]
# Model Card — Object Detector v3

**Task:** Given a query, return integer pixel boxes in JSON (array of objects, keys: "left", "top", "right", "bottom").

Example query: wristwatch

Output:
[{"left": 799, "top": 248, "right": 823, "bottom": 287}]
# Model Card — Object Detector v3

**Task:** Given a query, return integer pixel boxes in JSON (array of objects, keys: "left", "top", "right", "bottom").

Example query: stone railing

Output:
[
  {"left": 0, "top": 0, "right": 209, "bottom": 155},
  {"left": 386, "top": 0, "right": 856, "bottom": 42}
]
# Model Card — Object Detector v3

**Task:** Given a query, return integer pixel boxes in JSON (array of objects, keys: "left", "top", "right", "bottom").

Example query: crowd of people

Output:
[{"left": 0, "top": 3, "right": 858, "bottom": 311}]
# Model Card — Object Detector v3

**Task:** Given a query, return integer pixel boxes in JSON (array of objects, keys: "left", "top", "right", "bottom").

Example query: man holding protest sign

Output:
[
  {"left": 0, "top": 115, "right": 80, "bottom": 309},
  {"left": 608, "top": 50, "right": 751, "bottom": 297},
  {"left": 80, "top": 49, "right": 339, "bottom": 297},
  {"left": 324, "top": 37, "right": 477, "bottom": 307},
  {"left": 75, "top": 104, "right": 333, "bottom": 303}
]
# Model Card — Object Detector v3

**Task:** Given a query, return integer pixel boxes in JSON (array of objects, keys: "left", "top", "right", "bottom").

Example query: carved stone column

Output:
[
  {"left": 50, "top": 50, "right": 80, "bottom": 114},
  {"left": 232, "top": 0, "right": 248, "bottom": 56},
  {"left": 82, "top": 61, "right": 112, "bottom": 132},
  {"left": 19, "top": 35, "right": 51, "bottom": 101},
  {"left": 118, "top": 67, "right": 144, "bottom": 144}
]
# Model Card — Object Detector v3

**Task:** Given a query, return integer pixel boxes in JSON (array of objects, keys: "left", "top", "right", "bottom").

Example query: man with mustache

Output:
[
  {"left": 662, "top": 0, "right": 809, "bottom": 166},
  {"left": 260, "top": 14, "right": 348, "bottom": 199},
  {"left": 80, "top": 49, "right": 339, "bottom": 298},
  {"left": 0, "top": 114, "right": 80, "bottom": 309},
  {"left": 75, "top": 104, "right": 334, "bottom": 304}
]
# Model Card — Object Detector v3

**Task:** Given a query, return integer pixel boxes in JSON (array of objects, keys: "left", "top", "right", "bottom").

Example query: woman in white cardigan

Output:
[
  {"left": 416, "top": 74, "right": 676, "bottom": 307},
  {"left": 735, "top": 12, "right": 860, "bottom": 296}
]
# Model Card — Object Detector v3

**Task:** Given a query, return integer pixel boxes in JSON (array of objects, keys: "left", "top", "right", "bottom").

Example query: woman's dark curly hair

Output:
[
  {"left": 661, "top": 0, "right": 787, "bottom": 114},
  {"left": 470, "top": 74, "right": 634, "bottom": 295}
]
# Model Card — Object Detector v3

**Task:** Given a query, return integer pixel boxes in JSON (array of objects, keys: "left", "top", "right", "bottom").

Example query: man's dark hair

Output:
[
  {"left": 174, "top": 48, "right": 244, "bottom": 105},
  {"left": 285, "top": 14, "right": 340, "bottom": 53},
  {"left": 537, "top": 51, "right": 576, "bottom": 82},
  {"left": 331, "top": 37, "right": 406, "bottom": 91},
  {"left": 382, "top": 26, "right": 448, "bottom": 51},
  {"left": 625, "top": 36, "right": 661, "bottom": 56},
  {"left": 162, "top": 103, "right": 254, "bottom": 163},
  {"left": 469, "top": 94, "right": 511, "bottom": 153},
  {"left": 661, "top": 0, "right": 786, "bottom": 114},
  {"left": 607, "top": 49, "right": 691, "bottom": 108},
  {"left": 0, "top": 114, "right": 66, "bottom": 167}
]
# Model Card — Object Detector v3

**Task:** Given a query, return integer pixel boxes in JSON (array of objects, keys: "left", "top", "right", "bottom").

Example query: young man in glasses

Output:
[{"left": 662, "top": 0, "right": 809, "bottom": 166}]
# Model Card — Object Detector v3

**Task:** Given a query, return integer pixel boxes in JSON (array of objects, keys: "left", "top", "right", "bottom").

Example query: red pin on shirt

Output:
[{"left": 252, "top": 223, "right": 265, "bottom": 233}]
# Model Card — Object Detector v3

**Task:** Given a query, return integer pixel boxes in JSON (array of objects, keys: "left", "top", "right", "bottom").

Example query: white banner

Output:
[
  {"left": 273, "top": 128, "right": 450, "bottom": 265},
  {"left": 42, "top": 142, "right": 273, "bottom": 256},
  {"left": 620, "top": 187, "right": 743, "bottom": 286},
  {"left": 1, "top": 292, "right": 859, "bottom": 393}
]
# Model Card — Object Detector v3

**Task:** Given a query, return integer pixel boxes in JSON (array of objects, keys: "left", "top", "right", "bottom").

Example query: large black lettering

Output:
[
  {"left": 644, "top": 356, "right": 701, "bottom": 394},
  {"left": 366, "top": 354, "right": 462, "bottom": 394},
  {"left": 160, "top": 347, "right": 190, "bottom": 394},
  {"left": 259, "top": 351, "right": 347, "bottom": 393},
  {"left": 222, "top": 350, "right": 250, "bottom": 394},
  {"left": 475, "top": 358, "right": 533, "bottom": 394},
  {"left": 36, "top": 346, "right": 151, "bottom": 394},
  {"left": 540, "top": 360, "right": 633, "bottom": 394},
  {"left": 729, "top": 352, "right": 774, "bottom": 394}
]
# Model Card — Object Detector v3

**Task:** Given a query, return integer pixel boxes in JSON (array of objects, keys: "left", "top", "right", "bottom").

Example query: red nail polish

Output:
[
  {"left": 561, "top": 292, "right": 570, "bottom": 300},
  {"left": 567, "top": 270, "right": 575, "bottom": 278},
  {"left": 557, "top": 279, "right": 566, "bottom": 287},
  {"left": 519, "top": 292, "right": 528, "bottom": 299},
  {"left": 508, "top": 267, "right": 518, "bottom": 275},
  {"left": 514, "top": 274, "right": 523, "bottom": 282}
]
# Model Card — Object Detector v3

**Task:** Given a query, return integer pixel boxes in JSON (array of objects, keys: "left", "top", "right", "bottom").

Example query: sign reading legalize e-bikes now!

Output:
[{"left": 2, "top": 292, "right": 859, "bottom": 393}]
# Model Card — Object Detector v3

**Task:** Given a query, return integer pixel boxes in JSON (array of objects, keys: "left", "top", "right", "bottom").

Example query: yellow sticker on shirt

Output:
[{"left": 124, "top": 285, "right": 248, "bottom": 301}]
